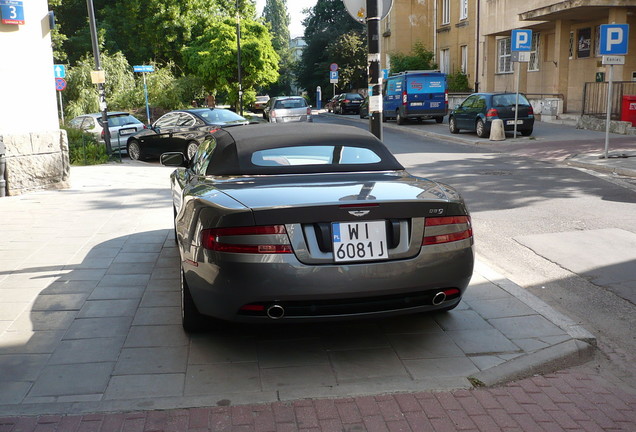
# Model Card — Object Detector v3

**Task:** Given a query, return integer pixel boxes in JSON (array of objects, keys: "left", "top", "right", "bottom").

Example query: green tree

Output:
[
  {"left": 389, "top": 41, "right": 437, "bottom": 74},
  {"left": 296, "top": 0, "right": 364, "bottom": 104},
  {"left": 326, "top": 33, "right": 367, "bottom": 91},
  {"left": 262, "top": 0, "right": 293, "bottom": 95},
  {"left": 183, "top": 17, "right": 279, "bottom": 111}
]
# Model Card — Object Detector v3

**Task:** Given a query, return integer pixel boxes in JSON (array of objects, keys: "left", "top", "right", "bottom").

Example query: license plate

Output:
[
  {"left": 430, "top": 102, "right": 440, "bottom": 108},
  {"left": 410, "top": 102, "right": 423, "bottom": 106},
  {"left": 506, "top": 120, "right": 523, "bottom": 125},
  {"left": 119, "top": 128, "right": 137, "bottom": 135},
  {"left": 332, "top": 221, "right": 388, "bottom": 263}
]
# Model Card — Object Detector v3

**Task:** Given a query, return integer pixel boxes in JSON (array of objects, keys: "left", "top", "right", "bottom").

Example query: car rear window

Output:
[
  {"left": 344, "top": 93, "right": 363, "bottom": 100},
  {"left": 98, "top": 114, "right": 140, "bottom": 127},
  {"left": 274, "top": 99, "right": 307, "bottom": 109},
  {"left": 251, "top": 145, "right": 382, "bottom": 167},
  {"left": 493, "top": 94, "right": 531, "bottom": 106}
]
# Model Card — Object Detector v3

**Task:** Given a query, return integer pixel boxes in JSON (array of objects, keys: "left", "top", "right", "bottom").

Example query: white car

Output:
[
  {"left": 264, "top": 96, "right": 312, "bottom": 123},
  {"left": 68, "top": 112, "right": 146, "bottom": 152}
]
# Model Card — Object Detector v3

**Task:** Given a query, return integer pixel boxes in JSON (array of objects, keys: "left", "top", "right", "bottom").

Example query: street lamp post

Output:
[
  {"left": 236, "top": 0, "right": 243, "bottom": 115},
  {"left": 86, "top": 0, "right": 111, "bottom": 155},
  {"left": 367, "top": 0, "right": 383, "bottom": 140}
]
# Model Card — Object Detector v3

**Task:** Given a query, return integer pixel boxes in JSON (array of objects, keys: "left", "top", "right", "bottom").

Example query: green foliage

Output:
[
  {"left": 64, "top": 127, "right": 109, "bottom": 165},
  {"left": 262, "top": 0, "right": 293, "bottom": 95},
  {"left": 296, "top": 0, "right": 365, "bottom": 103},
  {"left": 183, "top": 17, "right": 279, "bottom": 111},
  {"left": 326, "top": 33, "right": 367, "bottom": 91},
  {"left": 389, "top": 42, "right": 437, "bottom": 74},
  {"left": 447, "top": 70, "right": 472, "bottom": 92}
]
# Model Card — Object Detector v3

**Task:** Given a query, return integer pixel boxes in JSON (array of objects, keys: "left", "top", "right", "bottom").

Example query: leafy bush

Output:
[
  {"left": 64, "top": 127, "right": 109, "bottom": 165},
  {"left": 447, "top": 70, "right": 472, "bottom": 92},
  {"left": 389, "top": 42, "right": 437, "bottom": 74}
]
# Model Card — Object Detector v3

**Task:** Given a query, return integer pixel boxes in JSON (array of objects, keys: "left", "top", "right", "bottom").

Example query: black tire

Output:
[
  {"left": 127, "top": 139, "right": 143, "bottom": 160},
  {"left": 476, "top": 119, "right": 488, "bottom": 138},
  {"left": 186, "top": 141, "right": 199, "bottom": 161},
  {"left": 449, "top": 116, "right": 460, "bottom": 134},
  {"left": 396, "top": 110, "right": 405, "bottom": 125},
  {"left": 520, "top": 128, "right": 533, "bottom": 136},
  {"left": 181, "top": 267, "right": 206, "bottom": 333},
  {"left": 435, "top": 116, "right": 444, "bottom": 124}
]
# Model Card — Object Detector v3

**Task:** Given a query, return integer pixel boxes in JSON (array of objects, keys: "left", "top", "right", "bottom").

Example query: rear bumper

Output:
[
  {"left": 183, "top": 239, "right": 474, "bottom": 323},
  {"left": 271, "top": 115, "right": 313, "bottom": 123}
]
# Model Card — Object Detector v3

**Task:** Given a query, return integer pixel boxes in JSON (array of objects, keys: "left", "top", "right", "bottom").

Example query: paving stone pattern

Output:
[{"left": 0, "top": 367, "right": 634, "bottom": 431}]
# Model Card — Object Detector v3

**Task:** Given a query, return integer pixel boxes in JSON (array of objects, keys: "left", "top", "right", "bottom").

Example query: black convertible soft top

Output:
[{"left": 204, "top": 123, "right": 405, "bottom": 176}]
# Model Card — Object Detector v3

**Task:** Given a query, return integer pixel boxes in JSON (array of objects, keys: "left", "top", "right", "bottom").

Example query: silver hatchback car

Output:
[
  {"left": 68, "top": 112, "right": 146, "bottom": 152},
  {"left": 265, "top": 96, "right": 312, "bottom": 123}
]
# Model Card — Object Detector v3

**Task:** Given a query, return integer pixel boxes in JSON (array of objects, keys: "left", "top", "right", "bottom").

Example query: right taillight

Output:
[
  {"left": 201, "top": 225, "right": 292, "bottom": 254},
  {"left": 422, "top": 216, "right": 472, "bottom": 246},
  {"left": 486, "top": 108, "right": 498, "bottom": 118}
]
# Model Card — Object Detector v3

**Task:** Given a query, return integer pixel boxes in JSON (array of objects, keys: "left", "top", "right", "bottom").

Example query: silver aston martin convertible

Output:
[{"left": 161, "top": 123, "right": 474, "bottom": 332}]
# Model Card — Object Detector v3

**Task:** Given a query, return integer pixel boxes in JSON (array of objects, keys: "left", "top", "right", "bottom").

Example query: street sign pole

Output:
[
  {"left": 58, "top": 90, "right": 64, "bottom": 125},
  {"left": 143, "top": 72, "right": 150, "bottom": 125},
  {"left": 366, "top": 0, "right": 382, "bottom": 140},
  {"left": 514, "top": 61, "right": 520, "bottom": 138},
  {"left": 604, "top": 64, "right": 614, "bottom": 159}
]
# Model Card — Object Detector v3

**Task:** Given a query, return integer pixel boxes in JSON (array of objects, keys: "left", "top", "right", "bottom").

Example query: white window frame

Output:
[
  {"left": 460, "top": 45, "right": 468, "bottom": 73},
  {"left": 440, "top": 48, "right": 450, "bottom": 74},
  {"left": 528, "top": 33, "right": 540, "bottom": 71},
  {"left": 497, "top": 37, "right": 512, "bottom": 74},
  {"left": 441, "top": 0, "right": 450, "bottom": 25},
  {"left": 459, "top": 0, "right": 468, "bottom": 20}
]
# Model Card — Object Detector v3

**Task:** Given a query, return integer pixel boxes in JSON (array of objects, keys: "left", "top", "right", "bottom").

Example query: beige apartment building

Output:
[{"left": 382, "top": 0, "right": 636, "bottom": 116}]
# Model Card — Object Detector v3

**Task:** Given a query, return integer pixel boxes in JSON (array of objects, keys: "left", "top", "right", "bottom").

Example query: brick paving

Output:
[{"left": 1, "top": 365, "right": 633, "bottom": 431}]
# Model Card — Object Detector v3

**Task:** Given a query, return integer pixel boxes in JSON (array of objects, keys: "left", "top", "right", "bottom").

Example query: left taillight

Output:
[
  {"left": 201, "top": 225, "right": 292, "bottom": 254},
  {"left": 307, "top": 107, "right": 312, "bottom": 116},
  {"left": 422, "top": 216, "right": 473, "bottom": 246}
]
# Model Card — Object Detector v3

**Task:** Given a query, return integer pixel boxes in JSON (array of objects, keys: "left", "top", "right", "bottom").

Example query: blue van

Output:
[{"left": 382, "top": 71, "right": 448, "bottom": 124}]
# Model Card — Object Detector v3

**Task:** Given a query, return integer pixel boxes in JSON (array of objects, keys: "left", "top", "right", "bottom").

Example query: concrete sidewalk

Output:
[{"left": 1, "top": 140, "right": 635, "bottom": 430}]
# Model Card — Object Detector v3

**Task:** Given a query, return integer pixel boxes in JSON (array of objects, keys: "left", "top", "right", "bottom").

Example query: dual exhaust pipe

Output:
[{"left": 265, "top": 291, "right": 450, "bottom": 320}]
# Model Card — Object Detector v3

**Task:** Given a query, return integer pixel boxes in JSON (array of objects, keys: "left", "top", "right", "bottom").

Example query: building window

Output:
[
  {"left": 440, "top": 49, "right": 450, "bottom": 73},
  {"left": 528, "top": 33, "right": 540, "bottom": 71},
  {"left": 460, "top": 45, "right": 468, "bottom": 73},
  {"left": 497, "top": 37, "right": 512, "bottom": 73},
  {"left": 569, "top": 31, "right": 574, "bottom": 59},
  {"left": 441, "top": 0, "right": 450, "bottom": 25},
  {"left": 459, "top": 0, "right": 468, "bottom": 20},
  {"left": 577, "top": 27, "right": 591, "bottom": 58}
]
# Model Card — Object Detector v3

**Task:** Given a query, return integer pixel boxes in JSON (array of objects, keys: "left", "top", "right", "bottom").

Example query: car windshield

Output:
[
  {"left": 98, "top": 114, "right": 140, "bottom": 127},
  {"left": 274, "top": 99, "right": 307, "bottom": 109},
  {"left": 196, "top": 109, "right": 246, "bottom": 123},
  {"left": 251, "top": 145, "right": 382, "bottom": 167},
  {"left": 493, "top": 94, "right": 531, "bottom": 107}
]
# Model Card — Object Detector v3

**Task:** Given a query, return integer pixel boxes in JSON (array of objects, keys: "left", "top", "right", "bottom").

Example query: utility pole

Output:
[
  {"left": 236, "top": 0, "right": 243, "bottom": 116},
  {"left": 367, "top": 0, "right": 382, "bottom": 140},
  {"left": 86, "top": 0, "right": 111, "bottom": 155}
]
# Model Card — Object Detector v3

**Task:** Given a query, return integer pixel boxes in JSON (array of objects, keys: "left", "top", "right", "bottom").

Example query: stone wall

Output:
[{"left": 1, "top": 130, "right": 70, "bottom": 196}]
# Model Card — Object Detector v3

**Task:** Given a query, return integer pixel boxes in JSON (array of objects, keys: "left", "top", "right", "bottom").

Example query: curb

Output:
[
  {"left": 470, "top": 339, "right": 596, "bottom": 387},
  {"left": 565, "top": 154, "right": 636, "bottom": 178}
]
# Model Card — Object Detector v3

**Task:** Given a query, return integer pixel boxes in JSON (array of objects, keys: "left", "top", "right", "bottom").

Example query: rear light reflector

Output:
[
  {"left": 423, "top": 216, "right": 473, "bottom": 246},
  {"left": 528, "top": 105, "right": 534, "bottom": 115},
  {"left": 240, "top": 304, "right": 265, "bottom": 311},
  {"left": 486, "top": 108, "right": 498, "bottom": 118},
  {"left": 271, "top": 110, "right": 277, "bottom": 118},
  {"left": 307, "top": 107, "right": 312, "bottom": 115},
  {"left": 209, "top": 128, "right": 220, "bottom": 134},
  {"left": 201, "top": 225, "right": 292, "bottom": 254},
  {"left": 402, "top": 91, "right": 407, "bottom": 105}
]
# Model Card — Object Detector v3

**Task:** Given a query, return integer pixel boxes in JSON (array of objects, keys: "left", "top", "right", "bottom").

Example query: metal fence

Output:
[{"left": 582, "top": 81, "right": 636, "bottom": 119}]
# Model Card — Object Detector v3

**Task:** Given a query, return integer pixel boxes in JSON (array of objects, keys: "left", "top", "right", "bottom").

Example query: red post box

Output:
[{"left": 621, "top": 95, "right": 636, "bottom": 126}]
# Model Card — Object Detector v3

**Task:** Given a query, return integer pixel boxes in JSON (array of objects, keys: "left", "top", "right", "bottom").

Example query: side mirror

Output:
[{"left": 160, "top": 152, "right": 187, "bottom": 167}]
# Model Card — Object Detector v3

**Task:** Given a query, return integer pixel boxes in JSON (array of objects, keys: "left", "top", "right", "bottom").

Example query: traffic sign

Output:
[
  {"left": 343, "top": 0, "right": 393, "bottom": 22},
  {"left": 330, "top": 71, "right": 338, "bottom": 83},
  {"left": 133, "top": 65, "right": 155, "bottom": 73},
  {"left": 54, "top": 64, "right": 66, "bottom": 78},
  {"left": 55, "top": 78, "right": 66, "bottom": 91},
  {"left": 602, "top": 55, "right": 626, "bottom": 65},
  {"left": 599, "top": 24, "right": 629, "bottom": 55},
  {"left": 330, "top": 63, "right": 338, "bottom": 72},
  {"left": 511, "top": 29, "right": 532, "bottom": 51}
]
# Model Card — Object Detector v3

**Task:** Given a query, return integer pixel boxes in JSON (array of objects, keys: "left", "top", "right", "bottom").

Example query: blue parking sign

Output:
[
  {"left": 511, "top": 29, "right": 532, "bottom": 52},
  {"left": 599, "top": 24, "right": 629, "bottom": 55}
]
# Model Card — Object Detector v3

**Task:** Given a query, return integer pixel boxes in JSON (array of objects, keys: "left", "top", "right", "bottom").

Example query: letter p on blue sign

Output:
[
  {"left": 511, "top": 29, "right": 532, "bottom": 51},
  {"left": 600, "top": 24, "right": 629, "bottom": 55}
]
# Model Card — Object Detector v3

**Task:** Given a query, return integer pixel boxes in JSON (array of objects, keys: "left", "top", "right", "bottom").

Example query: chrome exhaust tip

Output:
[
  {"left": 432, "top": 292, "right": 447, "bottom": 306},
  {"left": 266, "top": 304, "right": 285, "bottom": 320}
]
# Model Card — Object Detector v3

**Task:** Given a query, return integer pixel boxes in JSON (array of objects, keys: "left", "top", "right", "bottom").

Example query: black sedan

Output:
[
  {"left": 127, "top": 108, "right": 249, "bottom": 161},
  {"left": 161, "top": 123, "right": 474, "bottom": 332},
  {"left": 334, "top": 92, "right": 365, "bottom": 114},
  {"left": 449, "top": 92, "right": 535, "bottom": 138}
]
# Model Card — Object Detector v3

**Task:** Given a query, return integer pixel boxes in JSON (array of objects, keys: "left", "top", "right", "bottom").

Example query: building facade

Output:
[
  {"left": 382, "top": 0, "right": 636, "bottom": 115},
  {"left": 0, "top": 0, "right": 69, "bottom": 196}
]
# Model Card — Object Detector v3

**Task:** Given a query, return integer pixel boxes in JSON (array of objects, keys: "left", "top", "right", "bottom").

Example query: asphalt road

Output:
[{"left": 315, "top": 114, "right": 636, "bottom": 390}]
